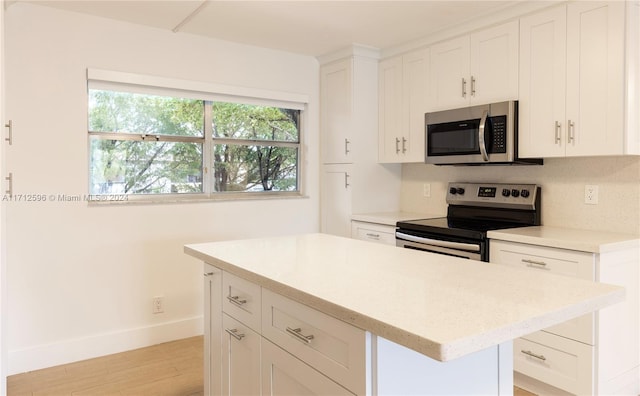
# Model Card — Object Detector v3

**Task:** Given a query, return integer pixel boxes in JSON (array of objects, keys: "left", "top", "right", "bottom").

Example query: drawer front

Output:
[
  {"left": 351, "top": 221, "right": 396, "bottom": 245},
  {"left": 490, "top": 240, "right": 595, "bottom": 344},
  {"left": 515, "top": 331, "right": 594, "bottom": 396},
  {"left": 262, "top": 289, "right": 366, "bottom": 394},
  {"left": 222, "top": 271, "right": 262, "bottom": 331}
]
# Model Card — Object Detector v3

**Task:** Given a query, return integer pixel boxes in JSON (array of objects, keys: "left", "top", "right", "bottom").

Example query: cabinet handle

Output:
[
  {"left": 225, "top": 328, "right": 245, "bottom": 341},
  {"left": 204, "top": 272, "right": 215, "bottom": 277},
  {"left": 344, "top": 173, "right": 350, "bottom": 189},
  {"left": 344, "top": 138, "right": 350, "bottom": 155},
  {"left": 5, "top": 120, "right": 12, "bottom": 145},
  {"left": 402, "top": 137, "right": 407, "bottom": 153},
  {"left": 461, "top": 78, "right": 467, "bottom": 98},
  {"left": 521, "top": 349, "right": 546, "bottom": 361},
  {"left": 555, "top": 121, "right": 561, "bottom": 144},
  {"left": 366, "top": 233, "right": 380, "bottom": 239},
  {"left": 285, "top": 327, "right": 314, "bottom": 344},
  {"left": 395, "top": 137, "right": 400, "bottom": 154},
  {"left": 226, "top": 295, "right": 247, "bottom": 306},
  {"left": 5, "top": 172, "right": 12, "bottom": 197},
  {"left": 470, "top": 76, "right": 476, "bottom": 96},
  {"left": 522, "top": 259, "right": 548, "bottom": 269},
  {"left": 568, "top": 120, "right": 575, "bottom": 144}
]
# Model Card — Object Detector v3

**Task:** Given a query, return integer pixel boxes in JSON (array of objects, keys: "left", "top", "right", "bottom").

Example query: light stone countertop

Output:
[
  {"left": 351, "top": 211, "right": 444, "bottom": 226},
  {"left": 185, "top": 233, "right": 623, "bottom": 362},
  {"left": 488, "top": 226, "right": 640, "bottom": 253}
]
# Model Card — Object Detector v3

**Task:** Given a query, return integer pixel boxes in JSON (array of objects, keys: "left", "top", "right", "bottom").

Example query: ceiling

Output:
[{"left": 22, "top": 0, "right": 527, "bottom": 57}]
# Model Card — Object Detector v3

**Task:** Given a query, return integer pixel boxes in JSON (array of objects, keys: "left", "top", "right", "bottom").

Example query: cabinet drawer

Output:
[
  {"left": 351, "top": 221, "right": 396, "bottom": 245},
  {"left": 515, "top": 331, "right": 594, "bottom": 395},
  {"left": 222, "top": 271, "right": 261, "bottom": 331},
  {"left": 261, "top": 289, "right": 366, "bottom": 394},
  {"left": 489, "top": 240, "right": 595, "bottom": 345}
]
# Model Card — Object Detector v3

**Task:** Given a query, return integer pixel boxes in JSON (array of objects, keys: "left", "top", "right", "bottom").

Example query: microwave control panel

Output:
[{"left": 489, "top": 116, "right": 507, "bottom": 154}]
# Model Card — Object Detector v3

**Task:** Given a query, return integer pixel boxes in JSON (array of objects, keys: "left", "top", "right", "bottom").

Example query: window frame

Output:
[{"left": 87, "top": 69, "right": 307, "bottom": 203}]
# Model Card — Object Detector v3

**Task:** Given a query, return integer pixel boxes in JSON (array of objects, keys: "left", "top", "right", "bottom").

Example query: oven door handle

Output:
[{"left": 396, "top": 232, "right": 481, "bottom": 252}]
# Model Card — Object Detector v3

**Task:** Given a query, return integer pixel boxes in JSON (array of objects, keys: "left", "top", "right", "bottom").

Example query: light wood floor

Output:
[
  {"left": 8, "top": 335, "right": 537, "bottom": 396},
  {"left": 7, "top": 336, "right": 204, "bottom": 396}
]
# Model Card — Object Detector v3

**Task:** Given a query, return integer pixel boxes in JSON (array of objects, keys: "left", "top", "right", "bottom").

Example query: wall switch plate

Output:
[
  {"left": 585, "top": 185, "right": 599, "bottom": 205},
  {"left": 152, "top": 296, "right": 164, "bottom": 314},
  {"left": 423, "top": 183, "right": 431, "bottom": 197}
]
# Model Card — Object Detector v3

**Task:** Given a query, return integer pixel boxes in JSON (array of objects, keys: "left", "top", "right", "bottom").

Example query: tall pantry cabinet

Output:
[{"left": 319, "top": 47, "right": 401, "bottom": 237}]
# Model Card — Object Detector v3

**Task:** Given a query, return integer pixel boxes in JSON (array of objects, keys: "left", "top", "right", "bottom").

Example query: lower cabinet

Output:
[
  {"left": 261, "top": 339, "right": 354, "bottom": 396},
  {"left": 203, "top": 264, "right": 222, "bottom": 396},
  {"left": 222, "top": 313, "right": 261, "bottom": 395},
  {"left": 351, "top": 221, "right": 396, "bottom": 245},
  {"left": 490, "top": 239, "right": 639, "bottom": 395}
]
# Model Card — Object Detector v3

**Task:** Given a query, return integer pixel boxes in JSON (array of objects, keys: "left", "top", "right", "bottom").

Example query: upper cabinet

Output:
[
  {"left": 320, "top": 58, "right": 353, "bottom": 164},
  {"left": 378, "top": 48, "right": 429, "bottom": 163},
  {"left": 519, "top": 1, "right": 631, "bottom": 158},
  {"left": 429, "top": 21, "right": 519, "bottom": 111}
]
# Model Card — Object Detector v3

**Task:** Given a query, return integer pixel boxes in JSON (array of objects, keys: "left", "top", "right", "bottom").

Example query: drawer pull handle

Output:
[
  {"left": 521, "top": 349, "right": 547, "bottom": 361},
  {"left": 204, "top": 272, "right": 215, "bottom": 277},
  {"left": 522, "top": 259, "right": 548, "bottom": 269},
  {"left": 225, "top": 328, "right": 245, "bottom": 341},
  {"left": 285, "top": 327, "right": 314, "bottom": 344},
  {"left": 227, "top": 295, "right": 247, "bottom": 306},
  {"left": 366, "top": 233, "right": 380, "bottom": 239}
]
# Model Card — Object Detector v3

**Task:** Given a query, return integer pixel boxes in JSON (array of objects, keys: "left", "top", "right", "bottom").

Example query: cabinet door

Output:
[
  {"left": 204, "top": 264, "right": 222, "bottom": 396},
  {"left": 565, "top": 1, "right": 625, "bottom": 157},
  {"left": 378, "top": 56, "right": 403, "bottom": 163},
  {"left": 430, "top": 36, "right": 470, "bottom": 110},
  {"left": 321, "top": 58, "right": 353, "bottom": 164},
  {"left": 469, "top": 20, "right": 519, "bottom": 105},
  {"left": 320, "top": 164, "right": 352, "bottom": 238},
  {"left": 261, "top": 339, "right": 354, "bottom": 396},
  {"left": 401, "top": 48, "right": 429, "bottom": 162},
  {"left": 222, "top": 314, "right": 261, "bottom": 396},
  {"left": 518, "top": 5, "right": 567, "bottom": 158}
]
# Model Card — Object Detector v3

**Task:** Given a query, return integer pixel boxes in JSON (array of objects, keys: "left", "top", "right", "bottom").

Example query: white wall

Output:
[
  {"left": 401, "top": 156, "right": 640, "bottom": 235},
  {"left": 4, "top": 3, "right": 320, "bottom": 374}
]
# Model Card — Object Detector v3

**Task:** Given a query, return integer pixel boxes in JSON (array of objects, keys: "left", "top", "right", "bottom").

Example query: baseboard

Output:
[{"left": 7, "top": 315, "right": 203, "bottom": 375}]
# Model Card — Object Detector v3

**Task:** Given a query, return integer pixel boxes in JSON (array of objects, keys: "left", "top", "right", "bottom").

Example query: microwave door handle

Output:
[{"left": 478, "top": 110, "right": 489, "bottom": 161}]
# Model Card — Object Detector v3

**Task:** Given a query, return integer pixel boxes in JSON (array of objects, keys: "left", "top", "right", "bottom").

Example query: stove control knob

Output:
[
  {"left": 456, "top": 188, "right": 465, "bottom": 195},
  {"left": 511, "top": 189, "right": 520, "bottom": 198},
  {"left": 502, "top": 188, "right": 511, "bottom": 197},
  {"left": 521, "top": 189, "right": 530, "bottom": 198},
  {"left": 449, "top": 187, "right": 458, "bottom": 195}
]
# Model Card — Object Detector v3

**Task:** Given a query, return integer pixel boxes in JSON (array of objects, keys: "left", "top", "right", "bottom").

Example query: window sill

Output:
[{"left": 86, "top": 192, "right": 307, "bottom": 206}]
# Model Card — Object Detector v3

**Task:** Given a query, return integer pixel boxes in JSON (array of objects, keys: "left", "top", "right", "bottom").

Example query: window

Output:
[{"left": 88, "top": 75, "right": 303, "bottom": 201}]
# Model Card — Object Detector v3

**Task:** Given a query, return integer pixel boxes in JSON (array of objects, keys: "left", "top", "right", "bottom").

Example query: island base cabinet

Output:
[
  {"left": 203, "top": 264, "right": 222, "bottom": 396},
  {"left": 261, "top": 339, "right": 355, "bottom": 396},
  {"left": 376, "top": 337, "right": 513, "bottom": 395},
  {"left": 222, "top": 313, "right": 261, "bottom": 396}
]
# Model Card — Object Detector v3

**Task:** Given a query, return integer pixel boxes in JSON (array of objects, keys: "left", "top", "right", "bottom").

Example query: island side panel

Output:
[{"left": 376, "top": 336, "right": 514, "bottom": 395}]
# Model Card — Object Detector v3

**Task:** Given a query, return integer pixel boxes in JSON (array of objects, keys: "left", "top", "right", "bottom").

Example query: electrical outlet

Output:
[
  {"left": 152, "top": 296, "right": 164, "bottom": 314},
  {"left": 585, "top": 185, "right": 599, "bottom": 205},
  {"left": 423, "top": 183, "right": 431, "bottom": 197}
]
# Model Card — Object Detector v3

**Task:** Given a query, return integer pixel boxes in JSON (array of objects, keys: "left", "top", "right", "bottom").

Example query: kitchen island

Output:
[{"left": 185, "top": 233, "right": 625, "bottom": 395}]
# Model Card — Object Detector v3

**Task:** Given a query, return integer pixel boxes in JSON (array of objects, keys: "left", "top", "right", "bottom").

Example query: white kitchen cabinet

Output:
[
  {"left": 351, "top": 220, "right": 396, "bottom": 245},
  {"left": 261, "top": 339, "right": 354, "bottom": 396},
  {"left": 430, "top": 21, "right": 518, "bottom": 110},
  {"left": 222, "top": 313, "right": 261, "bottom": 396},
  {"left": 378, "top": 48, "right": 429, "bottom": 163},
  {"left": 519, "top": 2, "right": 630, "bottom": 158},
  {"left": 320, "top": 58, "right": 353, "bottom": 164},
  {"left": 321, "top": 164, "right": 352, "bottom": 238},
  {"left": 203, "top": 264, "right": 222, "bottom": 396},
  {"left": 490, "top": 239, "right": 639, "bottom": 395}
]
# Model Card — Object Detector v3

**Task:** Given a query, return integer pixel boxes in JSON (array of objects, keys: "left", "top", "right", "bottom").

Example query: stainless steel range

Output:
[{"left": 396, "top": 182, "right": 541, "bottom": 261}]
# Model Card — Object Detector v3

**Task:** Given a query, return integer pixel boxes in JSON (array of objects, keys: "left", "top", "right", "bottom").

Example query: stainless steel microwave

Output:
[{"left": 425, "top": 101, "right": 542, "bottom": 165}]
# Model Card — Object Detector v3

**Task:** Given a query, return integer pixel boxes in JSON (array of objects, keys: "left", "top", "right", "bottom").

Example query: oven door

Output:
[{"left": 395, "top": 231, "right": 484, "bottom": 261}]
